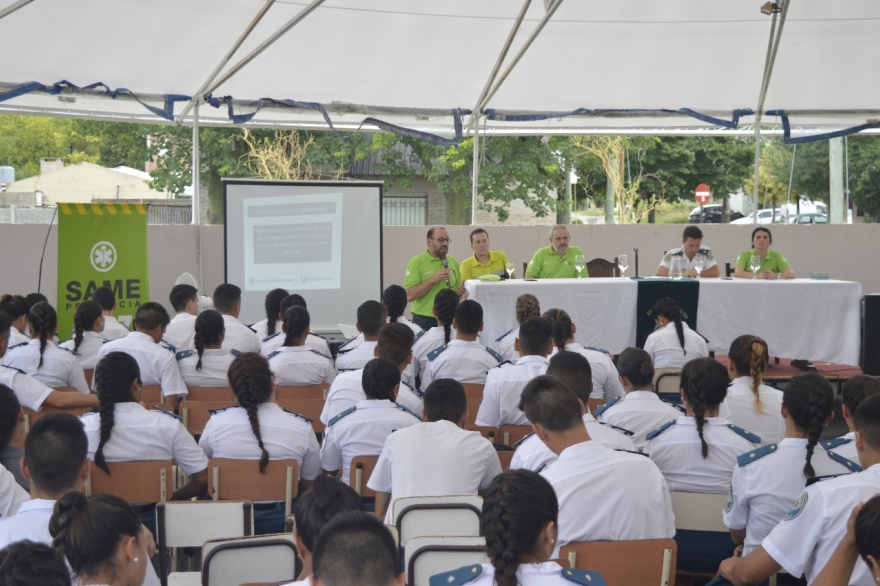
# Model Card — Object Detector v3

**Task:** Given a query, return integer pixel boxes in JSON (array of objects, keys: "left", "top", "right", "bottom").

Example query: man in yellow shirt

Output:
[{"left": 460, "top": 229, "right": 512, "bottom": 282}]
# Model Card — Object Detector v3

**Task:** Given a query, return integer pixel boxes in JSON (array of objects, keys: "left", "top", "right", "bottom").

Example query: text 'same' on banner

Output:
[{"left": 57, "top": 203, "right": 149, "bottom": 339}]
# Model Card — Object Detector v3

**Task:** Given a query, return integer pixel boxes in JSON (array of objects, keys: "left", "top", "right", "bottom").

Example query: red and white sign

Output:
[{"left": 695, "top": 183, "right": 711, "bottom": 204}]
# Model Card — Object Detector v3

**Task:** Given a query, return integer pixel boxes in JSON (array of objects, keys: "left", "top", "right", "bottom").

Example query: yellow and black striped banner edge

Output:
[{"left": 59, "top": 203, "right": 147, "bottom": 216}]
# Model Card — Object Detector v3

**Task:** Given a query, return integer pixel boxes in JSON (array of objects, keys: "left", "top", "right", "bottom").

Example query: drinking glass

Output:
[
  {"left": 669, "top": 257, "right": 683, "bottom": 280},
  {"left": 617, "top": 255, "right": 629, "bottom": 279},
  {"left": 505, "top": 262, "right": 515, "bottom": 279},
  {"left": 692, "top": 256, "right": 705, "bottom": 279},
  {"left": 574, "top": 255, "right": 586, "bottom": 281},
  {"left": 749, "top": 255, "right": 761, "bottom": 279}
]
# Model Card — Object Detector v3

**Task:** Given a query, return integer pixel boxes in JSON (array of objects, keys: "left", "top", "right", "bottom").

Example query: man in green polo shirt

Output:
[
  {"left": 460, "top": 228, "right": 511, "bottom": 282},
  {"left": 525, "top": 225, "right": 586, "bottom": 279},
  {"left": 404, "top": 226, "right": 463, "bottom": 330}
]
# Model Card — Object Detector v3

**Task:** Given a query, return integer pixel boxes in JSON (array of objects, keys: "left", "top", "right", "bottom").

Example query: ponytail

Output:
[
  {"left": 362, "top": 357, "right": 401, "bottom": 401},
  {"left": 227, "top": 353, "right": 274, "bottom": 473},
  {"left": 433, "top": 289, "right": 459, "bottom": 345},
  {"left": 652, "top": 297, "right": 685, "bottom": 355},
  {"left": 514, "top": 294, "right": 540, "bottom": 323},
  {"left": 28, "top": 302, "right": 57, "bottom": 369},
  {"left": 382, "top": 285, "right": 407, "bottom": 323},
  {"left": 282, "top": 306, "right": 310, "bottom": 347},
  {"left": 729, "top": 335, "right": 769, "bottom": 414},
  {"left": 72, "top": 301, "right": 103, "bottom": 352},
  {"left": 783, "top": 373, "right": 834, "bottom": 478},
  {"left": 680, "top": 358, "right": 729, "bottom": 459},
  {"left": 264, "top": 289, "right": 288, "bottom": 337},
  {"left": 616, "top": 347, "right": 655, "bottom": 387},
  {"left": 193, "top": 310, "right": 225, "bottom": 371},
  {"left": 542, "top": 308, "right": 573, "bottom": 351},
  {"left": 93, "top": 352, "right": 141, "bottom": 473}
]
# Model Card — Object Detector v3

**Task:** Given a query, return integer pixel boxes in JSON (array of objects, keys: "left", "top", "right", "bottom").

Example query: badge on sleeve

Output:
[
  {"left": 784, "top": 492, "right": 808, "bottom": 520},
  {"left": 724, "top": 485, "right": 734, "bottom": 512}
]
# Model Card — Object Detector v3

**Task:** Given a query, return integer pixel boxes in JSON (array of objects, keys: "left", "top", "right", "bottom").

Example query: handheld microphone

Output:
[
  {"left": 633, "top": 248, "right": 640, "bottom": 278},
  {"left": 441, "top": 258, "right": 449, "bottom": 286}
]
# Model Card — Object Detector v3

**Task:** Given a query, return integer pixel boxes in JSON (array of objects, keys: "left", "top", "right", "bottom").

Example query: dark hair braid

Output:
[
  {"left": 680, "top": 358, "right": 730, "bottom": 459},
  {"left": 28, "top": 302, "right": 57, "bottom": 369},
  {"left": 193, "top": 310, "right": 225, "bottom": 372},
  {"left": 382, "top": 285, "right": 407, "bottom": 323},
  {"left": 652, "top": 297, "right": 685, "bottom": 354},
  {"left": 264, "top": 289, "right": 288, "bottom": 336},
  {"left": 433, "top": 289, "right": 459, "bottom": 344},
  {"left": 729, "top": 335, "right": 769, "bottom": 414},
  {"left": 227, "top": 353, "right": 274, "bottom": 474},
  {"left": 283, "top": 306, "right": 310, "bottom": 347},
  {"left": 72, "top": 301, "right": 103, "bottom": 352},
  {"left": 93, "top": 352, "right": 141, "bottom": 473},
  {"left": 783, "top": 373, "right": 834, "bottom": 478},
  {"left": 542, "top": 308, "right": 573, "bottom": 351}
]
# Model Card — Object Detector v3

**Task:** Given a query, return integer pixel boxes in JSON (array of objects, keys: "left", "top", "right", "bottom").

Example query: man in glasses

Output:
[
  {"left": 525, "top": 225, "right": 586, "bottom": 279},
  {"left": 404, "top": 226, "right": 463, "bottom": 330}
]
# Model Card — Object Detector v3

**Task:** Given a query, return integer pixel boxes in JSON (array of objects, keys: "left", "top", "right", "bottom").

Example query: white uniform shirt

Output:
[
  {"left": 719, "top": 377, "right": 785, "bottom": 447},
  {"left": 95, "top": 332, "right": 188, "bottom": 398},
  {"left": 761, "top": 463, "right": 880, "bottom": 585},
  {"left": 320, "top": 399, "right": 421, "bottom": 483},
  {"left": 7, "top": 326, "right": 29, "bottom": 348},
  {"left": 659, "top": 245, "right": 718, "bottom": 271},
  {"left": 510, "top": 413, "right": 636, "bottom": 472},
  {"left": 395, "top": 382, "right": 425, "bottom": 416},
  {"left": 0, "top": 365, "right": 52, "bottom": 411},
  {"left": 80, "top": 402, "right": 208, "bottom": 475},
  {"left": 261, "top": 332, "right": 331, "bottom": 359},
  {"left": 724, "top": 438, "right": 856, "bottom": 556},
  {"left": 562, "top": 343, "right": 625, "bottom": 402},
  {"left": 344, "top": 317, "right": 422, "bottom": 350},
  {"left": 541, "top": 441, "right": 675, "bottom": 554},
  {"left": 643, "top": 321, "right": 709, "bottom": 369},
  {"left": 596, "top": 390, "right": 682, "bottom": 451},
  {"left": 421, "top": 339, "right": 502, "bottom": 390},
  {"left": 164, "top": 312, "right": 197, "bottom": 351},
  {"left": 59, "top": 331, "right": 104, "bottom": 370},
  {"left": 411, "top": 327, "right": 454, "bottom": 381},
  {"left": 431, "top": 562, "right": 596, "bottom": 586},
  {"left": 100, "top": 315, "right": 130, "bottom": 340},
  {"left": 220, "top": 314, "right": 261, "bottom": 354},
  {"left": 822, "top": 432, "right": 858, "bottom": 464},
  {"left": 646, "top": 416, "right": 759, "bottom": 493},
  {"left": 321, "top": 368, "right": 420, "bottom": 425},
  {"left": 2, "top": 339, "right": 89, "bottom": 393},
  {"left": 268, "top": 346, "right": 336, "bottom": 386},
  {"left": 493, "top": 327, "right": 519, "bottom": 363},
  {"left": 475, "top": 355, "right": 549, "bottom": 427},
  {"left": 200, "top": 403, "right": 320, "bottom": 481},
  {"left": 0, "top": 466, "right": 27, "bottom": 519},
  {"left": 335, "top": 341, "right": 378, "bottom": 372},
  {"left": 368, "top": 420, "right": 502, "bottom": 524},
  {"left": 250, "top": 318, "right": 280, "bottom": 342},
  {"left": 176, "top": 348, "right": 235, "bottom": 387}
]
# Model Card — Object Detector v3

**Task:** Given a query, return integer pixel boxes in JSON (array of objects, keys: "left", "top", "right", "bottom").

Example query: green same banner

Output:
[{"left": 57, "top": 202, "right": 149, "bottom": 339}]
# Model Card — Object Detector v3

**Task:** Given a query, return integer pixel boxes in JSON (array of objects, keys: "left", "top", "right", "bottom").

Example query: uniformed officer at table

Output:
[
  {"left": 524, "top": 225, "right": 586, "bottom": 279},
  {"left": 655, "top": 225, "right": 719, "bottom": 278}
]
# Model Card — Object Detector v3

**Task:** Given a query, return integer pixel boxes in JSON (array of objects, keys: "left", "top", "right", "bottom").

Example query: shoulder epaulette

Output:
[
  {"left": 102, "top": 338, "right": 113, "bottom": 344},
  {"left": 585, "top": 346, "right": 611, "bottom": 355},
  {"left": 7, "top": 342, "right": 27, "bottom": 351},
  {"left": 209, "top": 406, "right": 237, "bottom": 414},
  {"left": 336, "top": 346, "right": 354, "bottom": 355},
  {"left": 698, "top": 247, "right": 714, "bottom": 259},
  {"left": 402, "top": 383, "right": 424, "bottom": 398},
  {"left": 614, "top": 448, "right": 648, "bottom": 457},
  {"left": 338, "top": 368, "right": 359, "bottom": 373},
  {"left": 659, "top": 396, "right": 686, "bottom": 412},
  {"left": 428, "top": 564, "right": 482, "bottom": 586},
  {"left": 592, "top": 396, "right": 620, "bottom": 417},
  {"left": 427, "top": 345, "right": 447, "bottom": 361},
  {"left": 395, "top": 404, "right": 422, "bottom": 421},
  {"left": 737, "top": 444, "right": 777, "bottom": 467},
  {"left": 336, "top": 337, "right": 356, "bottom": 350},
  {"left": 266, "top": 350, "right": 281, "bottom": 360},
  {"left": 821, "top": 437, "right": 852, "bottom": 451},
  {"left": 175, "top": 350, "right": 193, "bottom": 361},
  {"left": 59, "top": 346, "right": 81, "bottom": 356},
  {"left": 561, "top": 568, "right": 606, "bottom": 586},
  {"left": 485, "top": 347, "right": 503, "bottom": 363},
  {"left": 309, "top": 349, "right": 333, "bottom": 360},
  {"left": 414, "top": 329, "right": 427, "bottom": 342},
  {"left": 806, "top": 473, "right": 848, "bottom": 487},
  {"left": 646, "top": 420, "right": 676, "bottom": 441},
  {"left": 827, "top": 450, "right": 863, "bottom": 472},
  {"left": 230, "top": 349, "right": 241, "bottom": 356},
  {"left": 513, "top": 432, "right": 535, "bottom": 448},
  {"left": 161, "top": 340, "right": 178, "bottom": 352},
  {"left": 599, "top": 421, "right": 634, "bottom": 436},
  {"left": 1, "top": 364, "right": 25, "bottom": 374},
  {"left": 246, "top": 325, "right": 256, "bottom": 333},
  {"left": 494, "top": 328, "right": 514, "bottom": 344},
  {"left": 491, "top": 360, "right": 514, "bottom": 370},
  {"left": 310, "top": 333, "right": 327, "bottom": 340},
  {"left": 151, "top": 406, "right": 182, "bottom": 420},
  {"left": 282, "top": 408, "right": 313, "bottom": 423},
  {"left": 328, "top": 406, "right": 356, "bottom": 426},
  {"left": 262, "top": 332, "right": 281, "bottom": 343},
  {"left": 728, "top": 424, "right": 761, "bottom": 444}
]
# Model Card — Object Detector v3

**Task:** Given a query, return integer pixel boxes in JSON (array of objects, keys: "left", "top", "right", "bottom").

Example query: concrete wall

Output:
[{"left": 2, "top": 223, "right": 877, "bottom": 312}]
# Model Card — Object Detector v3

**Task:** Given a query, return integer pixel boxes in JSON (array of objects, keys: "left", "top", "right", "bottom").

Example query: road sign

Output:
[{"left": 695, "top": 183, "right": 711, "bottom": 204}]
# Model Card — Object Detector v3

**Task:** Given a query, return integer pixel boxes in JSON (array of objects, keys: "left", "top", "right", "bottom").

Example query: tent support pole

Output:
[
  {"left": 0, "top": 0, "right": 35, "bottom": 22},
  {"left": 192, "top": 102, "right": 200, "bottom": 226},
  {"left": 205, "top": 0, "right": 326, "bottom": 97},
  {"left": 177, "top": 0, "right": 277, "bottom": 124},
  {"left": 471, "top": 118, "right": 481, "bottom": 225},
  {"left": 464, "top": 0, "right": 532, "bottom": 135}
]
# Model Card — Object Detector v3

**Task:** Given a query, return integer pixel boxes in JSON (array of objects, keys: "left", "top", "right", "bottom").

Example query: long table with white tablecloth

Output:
[{"left": 465, "top": 278, "right": 863, "bottom": 366}]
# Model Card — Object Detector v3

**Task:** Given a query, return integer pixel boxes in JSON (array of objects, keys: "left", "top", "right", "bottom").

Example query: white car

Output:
[{"left": 730, "top": 208, "right": 783, "bottom": 224}]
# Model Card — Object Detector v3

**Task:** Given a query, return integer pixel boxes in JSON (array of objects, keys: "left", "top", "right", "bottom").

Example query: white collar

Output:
[
  {"left": 515, "top": 355, "right": 550, "bottom": 366},
  {"left": 16, "top": 498, "right": 57, "bottom": 513}
]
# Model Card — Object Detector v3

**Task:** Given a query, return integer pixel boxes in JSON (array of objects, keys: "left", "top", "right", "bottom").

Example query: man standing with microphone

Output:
[{"left": 404, "top": 226, "right": 464, "bottom": 330}]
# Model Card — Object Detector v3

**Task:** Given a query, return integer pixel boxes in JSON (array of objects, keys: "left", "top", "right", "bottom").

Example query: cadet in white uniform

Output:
[
  {"left": 411, "top": 289, "right": 459, "bottom": 383},
  {"left": 335, "top": 300, "right": 386, "bottom": 372},
  {"left": 718, "top": 394, "right": 880, "bottom": 586},
  {"left": 164, "top": 284, "right": 199, "bottom": 351},
  {"left": 94, "top": 302, "right": 189, "bottom": 408},
  {"left": 369, "top": 379, "right": 502, "bottom": 524},
  {"left": 92, "top": 286, "right": 131, "bottom": 341},
  {"left": 643, "top": 298, "right": 708, "bottom": 369},
  {"left": 0, "top": 295, "right": 30, "bottom": 349},
  {"left": 718, "top": 335, "right": 785, "bottom": 446},
  {"left": 213, "top": 284, "right": 261, "bottom": 354},
  {"left": 2, "top": 302, "right": 89, "bottom": 393},
  {"left": 174, "top": 309, "right": 235, "bottom": 388},
  {"left": 249, "top": 288, "right": 289, "bottom": 342},
  {"left": 59, "top": 300, "right": 105, "bottom": 370},
  {"left": 475, "top": 316, "right": 552, "bottom": 428},
  {"left": 259, "top": 293, "right": 332, "bottom": 359},
  {"left": 656, "top": 226, "right": 719, "bottom": 278},
  {"left": 819, "top": 374, "right": 880, "bottom": 464},
  {"left": 518, "top": 375, "right": 674, "bottom": 556},
  {"left": 646, "top": 357, "right": 759, "bottom": 493},
  {"left": 421, "top": 300, "right": 502, "bottom": 389},
  {"left": 320, "top": 357, "right": 420, "bottom": 483},
  {"left": 491, "top": 293, "right": 541, "bottom": 364},
  {"left": 339, "top": 285, "right": 422, "bottom": 355},
  {"left": 594, "top": 347, "right": 682, "bottom": 451},
  {"left": 724, "top": 375, "right": 857, "bottom": 557},
  {"left": 267, "top": 306, "right": 335, "bottom": 386},
  {"left": 0, "top": 464, "right": 27, "bottom": 520}
]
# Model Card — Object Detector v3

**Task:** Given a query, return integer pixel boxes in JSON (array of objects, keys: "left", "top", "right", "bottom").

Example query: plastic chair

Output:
[
  {"left": 338, "top": 323, "right": 359, "bottom": 338},
  {"left": 85, "top": 460, "right": 173, "bottom": 504},
  {"left": 409, "top": 536, "right": 488, "bottom": 586},
  {"left": 208, "top": 458, "right": 299, "bottom": 517},
  {"left": 181, "top": 400, "right": 236, "bottom": 436},
  {"left": 349, "top": 455, "right": 379, "bottom": 498},
  {"left": 669, "top": 491, "right": 733, "bottom": 578},
  {"left": 202, "top": 533, "right": 300, "bottom": 586},
  {"left": 184, "top": 386, "right": 235, "bottom": 401},
  {"left": 560, "top": 539, "right": 677, "bottom": 586},
  {"left": 499, "top": 424, "right": 532, "bottom": 446},
  {"left": 653, "top": 369, "right": 682, "bottom": 401},
  {"left": 393, "top": 496, "right": 483, "bottom": 548}
]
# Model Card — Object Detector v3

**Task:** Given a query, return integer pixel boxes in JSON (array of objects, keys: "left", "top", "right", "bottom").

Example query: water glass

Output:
[
  {"left": 505, "top": 262, "right": 515, "bottom": 279},
  {"left": 574, "top": 255, "right": 586, "bottom": 281},
  {"left": 618, "top": 255, "right": 629, "bottom": 279}
]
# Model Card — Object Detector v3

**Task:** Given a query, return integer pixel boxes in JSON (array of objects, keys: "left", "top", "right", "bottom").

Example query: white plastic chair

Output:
[
  {"left": 338, "top": 323, "right": 359, "bottom": 338},
  {"left": 406, "top": 536, "right": 488, "bottom": 586},
  {"left": 653, "top": 368, "right": 682, "bottom": 398},
  {"left": 668, "top": 491, "right": 729, "bottom": 532},
  {"left": 392, "top": 496, "right": 483, "bottom": 549},
  {"left": 202, "top": 533, "right": 299, "bottom": 586}
]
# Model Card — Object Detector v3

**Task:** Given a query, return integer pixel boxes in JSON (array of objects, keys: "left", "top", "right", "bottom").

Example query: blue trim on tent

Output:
[
  {"left": 486, "top": 107, "right": 752, "bottom": 129},
  {"left": 767, "top": 110, "right": 880, "bottom": 144}
]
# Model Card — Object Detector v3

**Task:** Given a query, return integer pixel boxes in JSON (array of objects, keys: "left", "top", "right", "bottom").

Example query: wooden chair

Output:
[
  {"left": 274, "top": 398, "right": 326, "bottom": 434},
  {"left": 275, "top": 384, "right": 328, "bottom": 400},
  {"left": 586, "top": 257, "right": 619, "bottom": 278},
  {"left": 407, "top": 536, "right": 488, "bottom": 586},
  {"left": 466, "top": 398, "right": 481, "bottom": 426},
  {"left": 497, "top": 451, "right": 514, "bottom": 471},
  {"left": 560, "top": 539, "right": 677, "bottom": 586},
  {"left": 208, "top": 458, "right": 299, "bottom": 517},
  {"left": 83, "top": 369, "right": 93, "bottom": 387},
  {"left": 142, "top": 385, "right": 163, "bottom": 404},
  {"left": 184, "top": 386, "right": 235, "bottom": 401},
  {"left": 587, "top": 398, "right": 605, "bottom": 413},
  {"left": 460, "top": 383, "right": 484, "bottom": 399},
  {"left": 181, "top": 400, "right": 237, "bottom": 436},
  {"left": 202, "top": 533, "right": 300, "bottom": 586},
  {"left": 85, "top": 460, "right": 173, "bottom": 504},
  {"left": 465, "top": 425, "right": 498, "bottom": 442},
  {"left": 349, "top": 455, "right": 379, "bottom": 498},
  {"left": 499, "top": 424, "right": 532, "bottom": 446},
  {"left": 23, "top": 404, "right": 93, "bottom": 433}
]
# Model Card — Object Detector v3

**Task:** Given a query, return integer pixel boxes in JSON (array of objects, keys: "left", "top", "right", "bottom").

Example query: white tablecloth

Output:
[{"left": 465, "top": 278, "right": 862, "bottom": 365}]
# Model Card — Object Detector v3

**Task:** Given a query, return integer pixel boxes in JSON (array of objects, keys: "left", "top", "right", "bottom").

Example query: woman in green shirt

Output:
[{"left": 734, "top": 227, "right": 796, "bottom": 280}]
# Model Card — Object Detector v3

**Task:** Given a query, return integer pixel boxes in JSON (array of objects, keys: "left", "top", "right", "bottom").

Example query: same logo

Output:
[{"left": 90, "top": 241, "right": 117, "bottom": 272}]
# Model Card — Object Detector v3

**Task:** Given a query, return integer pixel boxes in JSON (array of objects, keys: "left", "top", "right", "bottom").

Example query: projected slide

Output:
[{"left": 243, "top": 193, "right": 343, "bottom": 291}]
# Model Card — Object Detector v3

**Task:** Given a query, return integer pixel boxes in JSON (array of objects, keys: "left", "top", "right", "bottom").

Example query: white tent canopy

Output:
[{"left": 1, "top": 0, "right": 879, "bottom": 140}]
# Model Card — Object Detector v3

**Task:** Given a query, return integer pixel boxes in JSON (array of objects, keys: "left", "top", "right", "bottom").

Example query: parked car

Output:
[
  {"left": 688, "top": 205, "right": 745, "bottom": 224},
  {"left": 787, "top": 213, "right": 828, "bottom": 224},
  {"left": 730, "top": 208, "right": 783, "bottom": 224}
]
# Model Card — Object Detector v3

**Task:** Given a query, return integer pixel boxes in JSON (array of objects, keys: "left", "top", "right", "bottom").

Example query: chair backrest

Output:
[
  {"left": 466, "top": 398, "right": 481, "bottom": 426},
  {"left": 499, "top": 425, "right": 532, "bottom": 446},
  {"left": 465, "top": 426, "right": 497, "bottom": 442},
  {"left": 208, "top": 458, "right": 299, "bottom": 517},
  {"left": 83, "top": 369, "right": 93, "bottom": 387},
  {"left": 587, "top": 398, "right": 605, "bottom": 413},
  {"left": 274, "top": 398, "right": 326, "bottom": 434},
  {"left": 586, "top": 257, "right": 619, "bottom": 278},
  {"left": 408, "top": 536, "right": 488, "bottom": 586},
  {"left": 461, "top": 384, "right": 484, "bottom": 399},
  {"left": 561, "top": 539, "right": 677, "bottom": 586},
  {"left": 86, "top": 460, "right": 173, "bottom": 503},
  {"left": 182, "top": 400, "right": 237, "bottom": 436},
  {"left": 393, "top": 496, "right": 483, "bottom": 546},
  {"left": 185, "top": 386, "right": 235, "bottom": 401},
  {"left": 141, "top": 385, "right": 163, "bottom": 404},
  {"left": 202, "top": 533, "right": 300, "bottom": 586},
  {"left": 497, "top": 451, "right": 514, "bottom": 471},
  {"left": 669, "top": 491, "right": 729, "bottom": 532},
  {"left": 654, "top": 368, "right": 682, "bottom": 397},
  {"left": 276, "top": 384, "right": 328, "bottom": 400},
  {"left": 338, "top": 323, "right": 359, "bottom": 338},
  {"left": 23, "top": 405, "right": 93, "bottom": 433},
  {"left": 349, "top": 455, "right": 379, "bottom": 498}
]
